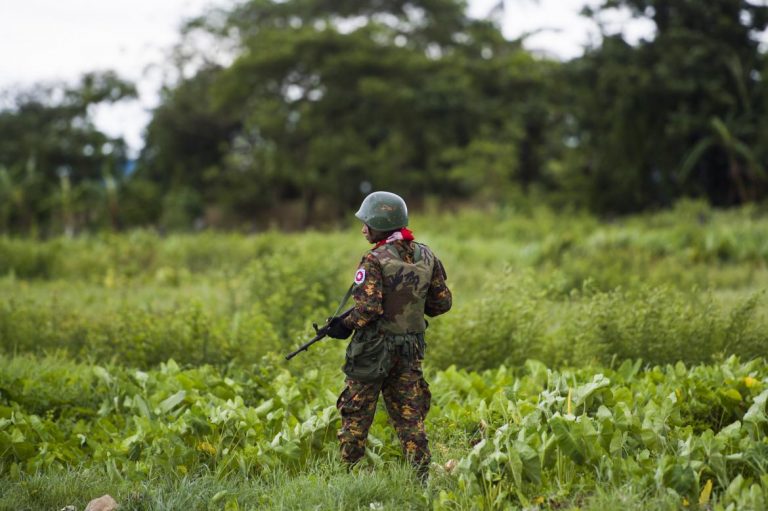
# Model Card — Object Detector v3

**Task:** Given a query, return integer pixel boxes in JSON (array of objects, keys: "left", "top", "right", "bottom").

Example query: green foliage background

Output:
[{"left": 2, "top": 0, "right": 768, "bottom": 234}]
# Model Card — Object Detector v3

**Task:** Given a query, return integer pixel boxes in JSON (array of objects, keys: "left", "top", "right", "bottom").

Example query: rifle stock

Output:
[{"left": 285, "top": 308, "right": 353, "bottom": 361}]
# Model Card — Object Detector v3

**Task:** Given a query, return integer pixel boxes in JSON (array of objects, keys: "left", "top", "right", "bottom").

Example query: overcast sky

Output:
[{"left": 1, "top": 0, "right": 654, "bottom": 155}]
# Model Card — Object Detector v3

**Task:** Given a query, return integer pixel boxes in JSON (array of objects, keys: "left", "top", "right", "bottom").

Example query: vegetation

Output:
[
  {"left": 2, "top": 354, "right": 767, "bottom": 510},
  {"left": 2, "top": 0, "right": 768, "bottom": 234},
  {"left": 1, "top": 204, "right": 767, "bottom": 509},
  {"left": 2, "top": 0, "right": 768, "bottom": 508}
]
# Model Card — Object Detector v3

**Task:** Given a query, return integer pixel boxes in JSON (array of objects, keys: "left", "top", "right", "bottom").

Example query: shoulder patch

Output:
[{"left": 354, "top": 268, "right": 366, "bottom": 285}]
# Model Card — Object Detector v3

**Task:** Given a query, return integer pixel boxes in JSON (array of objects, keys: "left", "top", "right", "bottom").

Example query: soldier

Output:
[{"left": 326, "top": 191, "right": 452, "bottom": 482}]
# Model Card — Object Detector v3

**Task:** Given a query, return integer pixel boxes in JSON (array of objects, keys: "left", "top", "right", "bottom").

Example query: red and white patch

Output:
[{"left": 354, "top": 269, "right": 366, "bottom": 285}]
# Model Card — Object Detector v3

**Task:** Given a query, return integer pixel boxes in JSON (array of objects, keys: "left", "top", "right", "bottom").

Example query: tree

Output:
[
  {"left": 563, "top": 0, "right": 768, "bottom": 211},
  {"left": 134, "top": 65, "right": 241, "bottom": 229},
  {"left": 0, "top": 72, "right": 136, "bottom": 235},
  {"left": 139, "top": 0, "right": 561, "bottom": 227}
]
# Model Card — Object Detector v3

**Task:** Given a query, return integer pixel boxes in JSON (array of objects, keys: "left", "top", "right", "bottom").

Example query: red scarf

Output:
[{"left": 374, "top": 227, "right": 415, "bottom": 248}]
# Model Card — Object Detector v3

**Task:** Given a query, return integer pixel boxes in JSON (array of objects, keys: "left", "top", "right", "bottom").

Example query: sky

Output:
[{"left": 1, "top": 0, "right": 654, "bottom": 156}]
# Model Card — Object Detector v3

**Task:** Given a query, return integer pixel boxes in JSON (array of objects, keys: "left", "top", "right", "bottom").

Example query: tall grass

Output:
[{"left": 2, "top": 202, "right": 768, "bottom": 370}]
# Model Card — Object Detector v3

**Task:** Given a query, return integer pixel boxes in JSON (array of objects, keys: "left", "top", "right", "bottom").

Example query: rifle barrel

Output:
[
  {"left": 284, "top": 308, "right": 354, "bottom": 361},
  {"left": 285, "top": 331, "right": 325, "bottom": 360}
]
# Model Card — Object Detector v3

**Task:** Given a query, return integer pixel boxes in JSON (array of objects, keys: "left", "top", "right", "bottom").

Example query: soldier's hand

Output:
[{"left": 327, "top": 317, "right": 353, "bottom": 339}]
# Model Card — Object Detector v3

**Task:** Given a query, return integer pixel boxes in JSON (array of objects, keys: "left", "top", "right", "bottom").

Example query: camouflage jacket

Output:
[{"left": 342, "top": 239, "right": 452, "bottom": 334}]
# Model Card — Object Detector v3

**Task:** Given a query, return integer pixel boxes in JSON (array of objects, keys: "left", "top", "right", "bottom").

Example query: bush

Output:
[
  {"left": 564, "top": 286, "right": 768, "bottom": 366},
  {"left": 428, "top": 272, "right": 546, "bottom": 371}
]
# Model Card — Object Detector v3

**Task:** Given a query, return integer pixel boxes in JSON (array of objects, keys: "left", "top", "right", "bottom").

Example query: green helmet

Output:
[{"left": 355, "top": 191, "right": 408, "bottom": 231}]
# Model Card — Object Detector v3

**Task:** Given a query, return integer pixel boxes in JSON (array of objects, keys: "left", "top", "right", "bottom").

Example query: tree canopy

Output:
[
  {"left": 0, "top": 72, "right": 135, "bottom": 234},
  {"left": 132, "top": 0, "right": 559, "bottom": 228},
  {"left": 568, "top": 0, "right": 768, "bottom": 211},
  {"left": 1, "top": 0, "right": 767, "bottom": 234}
]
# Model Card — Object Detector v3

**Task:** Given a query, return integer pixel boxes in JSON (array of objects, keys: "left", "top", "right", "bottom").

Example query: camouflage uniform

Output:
[{"left": 336, "top": 238, "right": 452, "bottom": 474}]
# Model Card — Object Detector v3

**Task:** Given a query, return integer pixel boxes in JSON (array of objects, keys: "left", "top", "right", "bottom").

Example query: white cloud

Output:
[{"left": 1, "top": 0, "right": 228, "bottom": 155}]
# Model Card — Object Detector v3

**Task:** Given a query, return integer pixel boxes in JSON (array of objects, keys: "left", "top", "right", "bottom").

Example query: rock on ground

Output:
[{"left": 84, "top": 494, "right": 119, "bottom": 511}]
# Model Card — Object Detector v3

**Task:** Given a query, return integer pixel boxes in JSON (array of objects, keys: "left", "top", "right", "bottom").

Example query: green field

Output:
[{"left": 2, "top": 201, "right": 768, "bottom": 510}]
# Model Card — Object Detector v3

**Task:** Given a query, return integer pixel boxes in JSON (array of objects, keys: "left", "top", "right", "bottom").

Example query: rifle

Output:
[{"left": 285, "top": 307, "right": 354, "bottom": 361}]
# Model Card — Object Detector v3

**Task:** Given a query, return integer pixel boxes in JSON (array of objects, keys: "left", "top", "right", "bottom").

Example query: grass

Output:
[
  {"left": 0, "top": 463, "right": 690, "bottom": 511},
  {"left": 3, "top": 203, "right": 768, "bottom": 510},
  {"left": 0, "top": 461, "right": 431, "bottom": 511}
]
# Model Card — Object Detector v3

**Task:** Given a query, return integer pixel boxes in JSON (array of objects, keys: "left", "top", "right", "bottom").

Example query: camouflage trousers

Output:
[{"left": 336, "top": 354, "right": 432, "bottom": 471}]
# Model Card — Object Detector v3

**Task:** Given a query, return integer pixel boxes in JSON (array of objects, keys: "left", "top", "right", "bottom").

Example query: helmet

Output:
[{"left": 355, "top": 191, "right": 408, "bottom": 231}]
